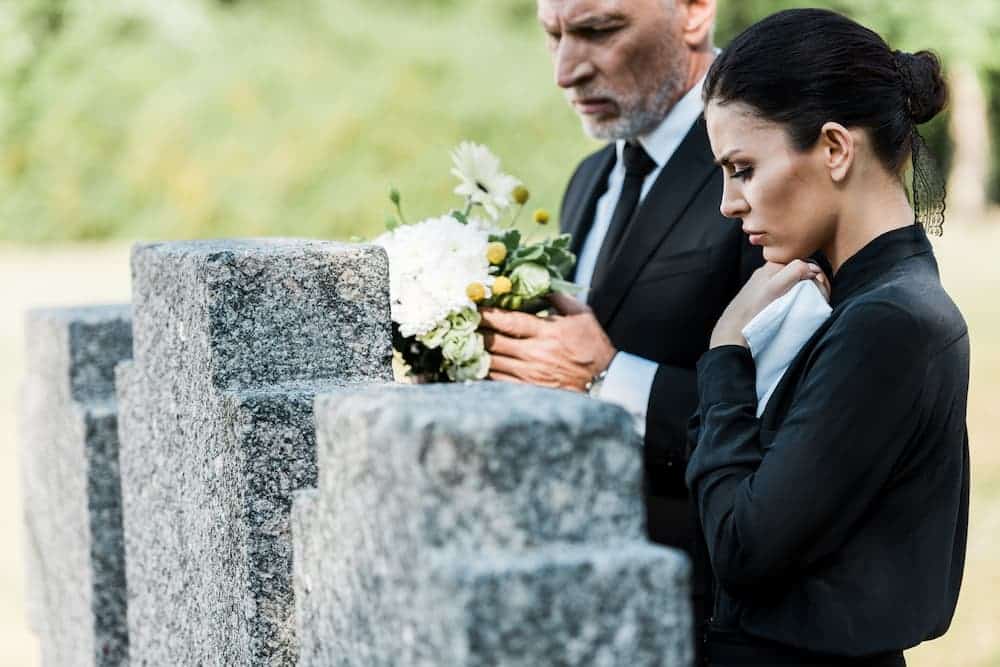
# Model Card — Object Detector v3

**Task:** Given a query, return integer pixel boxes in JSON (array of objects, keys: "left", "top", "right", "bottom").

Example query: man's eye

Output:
[{"left": 580, "top": 27, "right": 615, "bottom": 39}]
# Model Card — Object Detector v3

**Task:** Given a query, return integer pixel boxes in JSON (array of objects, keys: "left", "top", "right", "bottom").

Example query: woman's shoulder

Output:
[{"left": 833, "top": 271, "right": 967, "bottom": 358}]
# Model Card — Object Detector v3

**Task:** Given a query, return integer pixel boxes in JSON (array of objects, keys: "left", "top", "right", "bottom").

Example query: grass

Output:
[{"left": 1, "top": 216, "right": 1000, "bottom": 664}]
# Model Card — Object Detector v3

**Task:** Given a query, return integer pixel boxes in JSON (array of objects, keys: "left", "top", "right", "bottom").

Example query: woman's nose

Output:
[{"left": 720, "top": 186, "right": 749, "bottom": 219}]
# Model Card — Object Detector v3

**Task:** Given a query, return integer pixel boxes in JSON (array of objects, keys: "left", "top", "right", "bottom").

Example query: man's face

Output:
[{"left": 538, "top": 0, "right": 688, "bottom": 140}]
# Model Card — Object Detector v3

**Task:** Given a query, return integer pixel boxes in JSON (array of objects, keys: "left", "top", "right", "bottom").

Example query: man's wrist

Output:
[
  {"left": 597, "top": 344, "right": 618, "bottom": 375},
  {"left": 586, "top": 350, "right": 618, "bottom": 395}
]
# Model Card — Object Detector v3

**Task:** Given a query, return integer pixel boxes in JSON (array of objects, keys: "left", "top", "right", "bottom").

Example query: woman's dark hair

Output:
[{"left": 704, "top": 8, "right": 948, "bottom": 233}]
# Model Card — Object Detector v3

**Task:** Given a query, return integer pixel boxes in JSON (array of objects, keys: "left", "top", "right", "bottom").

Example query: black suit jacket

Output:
[{"left": 560, "top": 115, "right": 762, "bottom": 555}]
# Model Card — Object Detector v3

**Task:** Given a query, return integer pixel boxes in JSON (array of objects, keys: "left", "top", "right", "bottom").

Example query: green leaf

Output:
[
  {"left": 550, "top": 277, "right": 586, "bottom": 296},
  {"left": 513, "top": 245, "right": 545, "bottom": 261},
  {"left": 497, "top": 229, "right": 520, "bottom": 252},
  {"left": 451, "top": 210, "right": 469, "bottom": 224},
  {"left": 545, "top": 248, "right": 575, "bottom": 278},
  {"left": 550, "top": 234, "right": 572, "bottom": 250},
  {"left": 384, "top": 215, "right": 400, "bottom": 231}
]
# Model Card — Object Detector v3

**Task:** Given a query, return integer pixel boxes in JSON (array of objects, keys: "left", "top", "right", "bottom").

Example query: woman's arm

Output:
[{"left": 685, "top": 299, "right": 925, "bottom": 595}]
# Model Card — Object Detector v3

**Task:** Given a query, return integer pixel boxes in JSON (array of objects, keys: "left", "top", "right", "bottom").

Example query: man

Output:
[{"left": 480, "top": 0, "right": 762, "bottom": 655}]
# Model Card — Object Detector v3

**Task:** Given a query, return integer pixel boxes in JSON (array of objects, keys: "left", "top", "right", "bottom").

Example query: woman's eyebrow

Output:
[{"left": 714, "top": 149, "right": 742, "bottom": 166}]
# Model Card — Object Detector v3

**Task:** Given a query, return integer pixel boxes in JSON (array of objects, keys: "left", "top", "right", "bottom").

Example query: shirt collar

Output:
[
  {"left": 615, "top": 72, "right": 707, "bottom": 169},
  {"left": 830, "top": 224, "right": 934, "bottom": 307}
]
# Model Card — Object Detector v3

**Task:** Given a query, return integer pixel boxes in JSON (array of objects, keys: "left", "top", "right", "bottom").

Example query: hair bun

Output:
[{"left": 893, "top": 50, "right": 948, "bottom": 124}]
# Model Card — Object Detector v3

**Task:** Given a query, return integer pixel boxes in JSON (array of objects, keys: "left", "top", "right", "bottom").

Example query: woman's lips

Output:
[
  {"left": 745, "top": 231, "right": 767, "bottom": 246},
  {"left": 573, "top": 98, "right": 616, "bottom": 116}
]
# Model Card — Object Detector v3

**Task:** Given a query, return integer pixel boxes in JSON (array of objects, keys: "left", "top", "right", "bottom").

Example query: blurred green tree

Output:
[
  {"left": 0, "top": 0, "right": 996, "bottom": 242},
  {"left": 715, "top": 0, "right": 1000, "bottom": 217}
]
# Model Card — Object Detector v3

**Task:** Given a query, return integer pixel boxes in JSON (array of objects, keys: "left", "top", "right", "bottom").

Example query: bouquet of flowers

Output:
[{"left": 375, "top": 141, "right": 578, "bottom": 383}]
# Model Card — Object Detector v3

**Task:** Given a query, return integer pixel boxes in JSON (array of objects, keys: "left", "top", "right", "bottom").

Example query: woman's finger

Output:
[
  {"left": 770, "top": 259, "right": 821, "bottom": 298},
  {"left": 813, "top": 271, "right": 832, "bottom": 302}
]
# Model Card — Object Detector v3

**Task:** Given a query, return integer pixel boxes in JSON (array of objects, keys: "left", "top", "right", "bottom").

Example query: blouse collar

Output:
[{"left": 829, "top": 224, "right": 933, "bottom": 307}]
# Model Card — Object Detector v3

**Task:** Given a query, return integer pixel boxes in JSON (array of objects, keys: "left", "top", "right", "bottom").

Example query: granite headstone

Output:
[
  {"left": 20, "top": 305, "right": 133, "bottom": 666},
  {"left": 117, "top": 240, "right": 392, "bottom": 665},
  {"left": 293, "top": 383, "right": 693, "bottom": 666}
]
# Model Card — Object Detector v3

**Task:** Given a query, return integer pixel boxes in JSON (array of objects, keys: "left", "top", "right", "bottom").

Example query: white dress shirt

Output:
[{"left": 576, "top": 80, "right": 706, "bottom": 433}]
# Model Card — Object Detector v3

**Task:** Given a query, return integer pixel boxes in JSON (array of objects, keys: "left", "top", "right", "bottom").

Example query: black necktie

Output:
[{"left": 592, "top": 141, "right": 657, "bottom": 286}]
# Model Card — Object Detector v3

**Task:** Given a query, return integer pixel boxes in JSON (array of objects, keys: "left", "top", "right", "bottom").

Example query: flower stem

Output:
[
  {"left": 393, "top": 199, "right": 409, "bottom": 225},
  {"left": 508, "top": 204, "right": 524, "bottom": 229}
]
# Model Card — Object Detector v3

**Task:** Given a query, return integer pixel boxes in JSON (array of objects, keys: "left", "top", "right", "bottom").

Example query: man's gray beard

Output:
[{"left": 578, "top": 78, "right": 685, "bottom": 141}]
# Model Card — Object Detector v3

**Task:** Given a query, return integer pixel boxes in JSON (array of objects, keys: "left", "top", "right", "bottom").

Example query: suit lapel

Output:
[
  {"left": 589, "top": 116, "right": 718, "bottom": 328},
  {"left": 563, "top": 146, "right": 616, "bottom": 261}
]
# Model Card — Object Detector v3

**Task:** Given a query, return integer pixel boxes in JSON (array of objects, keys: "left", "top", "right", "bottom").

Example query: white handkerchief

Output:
[{"left": 742, "top": 280, "right": 832, "bottom": 417}]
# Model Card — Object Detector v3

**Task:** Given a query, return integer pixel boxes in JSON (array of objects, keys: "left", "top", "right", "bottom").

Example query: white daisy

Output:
[{"left": 450, "top": 141, "right": 521, "bottom": 221}]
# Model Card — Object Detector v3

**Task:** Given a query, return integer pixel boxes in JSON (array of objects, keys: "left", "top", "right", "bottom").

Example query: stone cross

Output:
[
  {"left": 20, "top": 237, "right": 694, "bottom": 666},
  {"left": 293, "top": 382, "right": 693, "bottom": 666},
  {"left": 20, "top": 305, "right": 133, "bottom": 666},
  {"left": 116, "top": 240, "right": 392, "bottom": 665}
]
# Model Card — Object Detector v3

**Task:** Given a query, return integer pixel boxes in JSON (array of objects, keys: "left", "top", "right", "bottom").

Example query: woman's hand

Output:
[{"left": 710, "top": 260, "right": 828, "bottom": 349}]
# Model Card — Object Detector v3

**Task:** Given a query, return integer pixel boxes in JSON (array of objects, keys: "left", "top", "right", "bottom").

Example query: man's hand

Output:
[
  {"left": 710, "top": 260, "right": 830, "bottom": 349},
  {"left": 480, "top": 292, "right": 617, "bottom": 392}
]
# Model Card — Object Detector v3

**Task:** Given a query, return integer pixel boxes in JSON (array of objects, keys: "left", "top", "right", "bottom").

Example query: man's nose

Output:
[{"left": 555, "top": 40, "right": 594, "bottom": 89}]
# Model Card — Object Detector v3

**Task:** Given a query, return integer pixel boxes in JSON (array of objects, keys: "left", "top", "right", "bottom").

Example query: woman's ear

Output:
[{"left": 818, "top": 122, "right": 855, "bottom": 184}]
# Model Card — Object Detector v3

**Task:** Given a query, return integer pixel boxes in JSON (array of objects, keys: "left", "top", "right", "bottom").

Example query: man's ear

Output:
[
  {"left": 818, "top": 122, "right": 856, "bottom": 184},
  {"left": 680, "top": 0, "right": 716, "bottom": 50}
]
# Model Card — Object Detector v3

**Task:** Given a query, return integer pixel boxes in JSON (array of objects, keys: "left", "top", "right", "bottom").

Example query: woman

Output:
[{"left": 686, "top": 9, "right": 969, "bottom": 666}]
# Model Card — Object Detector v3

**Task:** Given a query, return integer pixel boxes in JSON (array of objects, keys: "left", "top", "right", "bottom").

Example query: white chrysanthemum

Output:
[
  {"left": 375, "top": 215, "right": 496, "bottom": 338},
  {"left": 450, "top": 142, "right": 521, "bottom": 221}
]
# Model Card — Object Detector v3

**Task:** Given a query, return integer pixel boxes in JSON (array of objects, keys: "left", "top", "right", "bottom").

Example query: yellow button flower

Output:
[
  {"left": 513, "top": 185, "right": 530, "bottom": 205},
  {"left": 486, "top": 241, "right": 508, "bottom": 265},
  {"left": 533, "top": 209, "right": 551, "bottom": 225},
  {"left": 492, "top": 276, "right": 513, "bottom": 296},
  {"left": 466, "top": 282, "right": 487, "bottom": 302}
]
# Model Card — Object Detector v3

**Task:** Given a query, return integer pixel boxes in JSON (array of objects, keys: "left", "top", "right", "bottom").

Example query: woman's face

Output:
[{"left": 705, "top": 100, "right": 838, "bottom": 264}]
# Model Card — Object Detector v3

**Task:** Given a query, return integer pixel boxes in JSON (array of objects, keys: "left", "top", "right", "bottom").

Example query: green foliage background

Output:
[{"left": 0, "top": 0, "right": 997, "bottom": 242}]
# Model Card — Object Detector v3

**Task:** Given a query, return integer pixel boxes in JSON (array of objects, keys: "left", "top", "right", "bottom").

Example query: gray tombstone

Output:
[
  {"left": 116, "top": 240, "right": 392, "bottom": 666},
  {"left": 293, "top": 383, "right": 693, "bottom": 667},
  {"left": 19, "top": 305, "right": 133, "bottom": 667}
]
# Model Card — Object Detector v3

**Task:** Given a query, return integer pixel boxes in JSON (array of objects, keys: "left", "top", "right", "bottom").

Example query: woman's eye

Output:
[{"left": 730, "top": 166, "right": 753, "bottom": 181}]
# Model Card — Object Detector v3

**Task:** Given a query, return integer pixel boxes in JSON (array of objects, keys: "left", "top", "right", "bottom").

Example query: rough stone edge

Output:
[
  {"left": 418, "top": 542, "right": 693, "bottom": 666},
  {"left": 20, "top": 305, "right": 133, "bottom": 666}
]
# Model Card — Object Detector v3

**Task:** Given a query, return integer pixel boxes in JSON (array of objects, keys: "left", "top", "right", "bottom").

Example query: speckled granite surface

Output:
[
  {"left": 293, "top": 383, "right": 693, "bottom": 667},
  {"left": 20, "top": 305, "right": 132, "bottom": 666},
  {"left": 117, "top": 240, "right": 392, "bottom": 666}
]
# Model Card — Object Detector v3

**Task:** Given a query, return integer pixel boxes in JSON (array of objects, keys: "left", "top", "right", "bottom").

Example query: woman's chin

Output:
[{"left": 761, "top": 246, "right": 791, "bottom": 264}]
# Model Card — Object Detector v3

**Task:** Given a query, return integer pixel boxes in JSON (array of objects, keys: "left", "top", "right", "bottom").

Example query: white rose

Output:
[
  {"left": 448, "top": 350, "right": 491, "bottom": 382},
  {"left": 511, "top": 263, "right": 551, "bottom": 300},
  {"left": 442, "top": 331, "right": 485, "bottom": 365}
]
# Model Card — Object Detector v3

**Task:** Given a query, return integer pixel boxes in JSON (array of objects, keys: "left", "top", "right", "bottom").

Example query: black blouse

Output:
[{"left": 686, "top": 225, "right": 970, "bottom": 657}]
